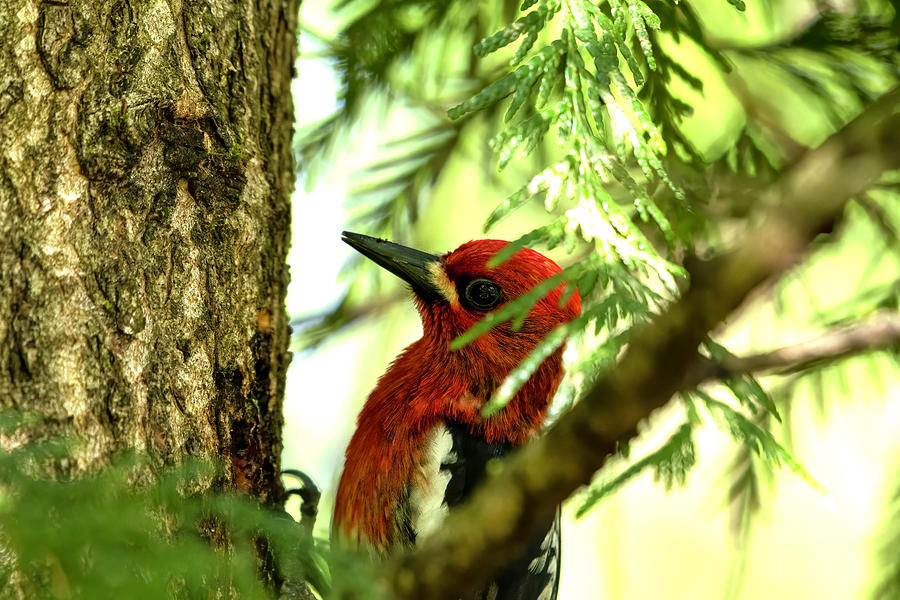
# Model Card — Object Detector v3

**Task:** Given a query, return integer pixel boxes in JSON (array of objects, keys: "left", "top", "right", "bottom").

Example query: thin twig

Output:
[{"left": 715, "top": 313, "right": 900, "bottom": 378}]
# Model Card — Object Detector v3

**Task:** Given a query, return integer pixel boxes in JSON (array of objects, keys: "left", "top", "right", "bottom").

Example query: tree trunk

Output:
[{"left": 0, "top": 0, "right": 299, "bottom": 508}]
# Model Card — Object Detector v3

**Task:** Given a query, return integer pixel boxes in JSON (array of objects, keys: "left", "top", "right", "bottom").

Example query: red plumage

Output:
[{"left": 334, "top": 238, "right": 580, "bottom": 551}]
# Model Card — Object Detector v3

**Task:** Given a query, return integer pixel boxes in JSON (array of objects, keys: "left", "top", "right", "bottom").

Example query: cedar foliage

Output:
[
  {"left": 4, "top": 1, "right": 900, "bottom": 598},
  {"left": 298, "top": 0, "right": 900, "bottom": 597}
]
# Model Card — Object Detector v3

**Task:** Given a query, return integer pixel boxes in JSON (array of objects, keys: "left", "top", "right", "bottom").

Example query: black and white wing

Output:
[{"left": 404, "top": 422, "right": 561, "bottom": 600}]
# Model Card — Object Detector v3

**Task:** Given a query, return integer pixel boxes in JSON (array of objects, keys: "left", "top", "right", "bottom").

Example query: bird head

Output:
[{"left": 342, "top": 232, "right": 581, "bottom": 378}]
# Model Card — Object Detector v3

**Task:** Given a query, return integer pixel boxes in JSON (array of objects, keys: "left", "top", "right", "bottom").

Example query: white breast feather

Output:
[{"left": 408, "top": 425, "right": 455, "bottom": 541}]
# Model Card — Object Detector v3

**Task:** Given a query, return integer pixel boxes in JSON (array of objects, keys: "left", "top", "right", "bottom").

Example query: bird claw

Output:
[{"left": 282, "top": 469, "right": 321, "bottom": 534}]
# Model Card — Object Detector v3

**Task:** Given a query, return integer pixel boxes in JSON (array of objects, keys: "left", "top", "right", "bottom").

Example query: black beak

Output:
[{"left": 341, "top": 232, "right": 444, "bottom": 303}]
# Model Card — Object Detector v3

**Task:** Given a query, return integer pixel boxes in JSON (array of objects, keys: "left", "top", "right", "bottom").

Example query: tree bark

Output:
[{"left": 0, "top": 0, "right": 299, "bottom": 508}]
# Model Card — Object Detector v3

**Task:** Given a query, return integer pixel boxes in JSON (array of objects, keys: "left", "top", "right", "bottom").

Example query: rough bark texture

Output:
[{"left": 0, "top": 0, "right": 299, "bottom": 506}]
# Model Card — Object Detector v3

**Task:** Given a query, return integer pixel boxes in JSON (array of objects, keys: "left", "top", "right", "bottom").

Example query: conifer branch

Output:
[
  {"left": 689, "top": 312, "right": 900, "bottom": 385},
  {"left": 384, "top": 86, "right": 900, "bottom": 600}
]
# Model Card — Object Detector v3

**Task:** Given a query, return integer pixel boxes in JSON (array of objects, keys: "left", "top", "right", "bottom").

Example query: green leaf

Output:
[
  {"left": 705, "top": 339, "right": 783, "bottom": 422},
  {"left": 701, "top": 396, "right": 825, "bottom": 494},
  {"left": 487, "top": 219, "right": 568, "bottom": 267},
  {"left": 474, "top": 3, "right": 560, "bottom": 58},
  {"left": 576, "top": 423, "right": 694, "bottom": 517},
  {"left": 482, "top": 295, "right": 635, "bottom": 416}
]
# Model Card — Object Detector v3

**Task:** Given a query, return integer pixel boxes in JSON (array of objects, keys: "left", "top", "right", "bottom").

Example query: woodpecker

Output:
[{"left": 334, "top": 232, "right": 580, "bottom": 600}]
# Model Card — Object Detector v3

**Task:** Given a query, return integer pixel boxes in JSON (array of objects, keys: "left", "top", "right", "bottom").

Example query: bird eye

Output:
[{"left": 463, "top": 278, "right": 503, "bottom": 311}]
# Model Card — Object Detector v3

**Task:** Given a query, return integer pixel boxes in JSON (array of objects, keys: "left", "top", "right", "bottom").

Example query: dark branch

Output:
[
  {"left": 711, "top": 312, "right": 900, "bottom": 379},
  {"left": 384, "top": 86, "right": 900, "bottom": 600}
]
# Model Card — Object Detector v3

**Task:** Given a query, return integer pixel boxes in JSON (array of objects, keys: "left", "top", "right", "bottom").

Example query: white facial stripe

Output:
[{"left": 428, "top": 261, "right": 459, "bottom": 305}]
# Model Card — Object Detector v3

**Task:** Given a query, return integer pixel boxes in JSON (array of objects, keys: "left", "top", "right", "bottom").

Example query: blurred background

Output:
[{"left": 282, "top": 1, "right": 900, "bottom": 598}]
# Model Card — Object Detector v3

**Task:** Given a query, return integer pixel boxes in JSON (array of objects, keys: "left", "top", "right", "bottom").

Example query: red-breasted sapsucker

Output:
[{"left": 334, "top": 232, "right": 580, "bottom": 600}]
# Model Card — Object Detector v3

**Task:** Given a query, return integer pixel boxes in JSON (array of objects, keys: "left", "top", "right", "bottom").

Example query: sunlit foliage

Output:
[
  {"left": 297, "top": 2, "right": 900, "bottom": 591},
  {"left": 0, "top": 412, "right": 333, "bottom": 599}
]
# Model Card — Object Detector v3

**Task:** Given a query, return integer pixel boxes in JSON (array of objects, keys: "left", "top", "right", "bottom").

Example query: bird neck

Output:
[{"left": 361, "top": 334, "right": 564, "bottom": 445}]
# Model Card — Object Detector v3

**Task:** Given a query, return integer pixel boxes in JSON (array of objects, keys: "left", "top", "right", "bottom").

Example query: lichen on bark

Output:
[{"left": 0, "top": 0, "right": 300, "bottom": 509}]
